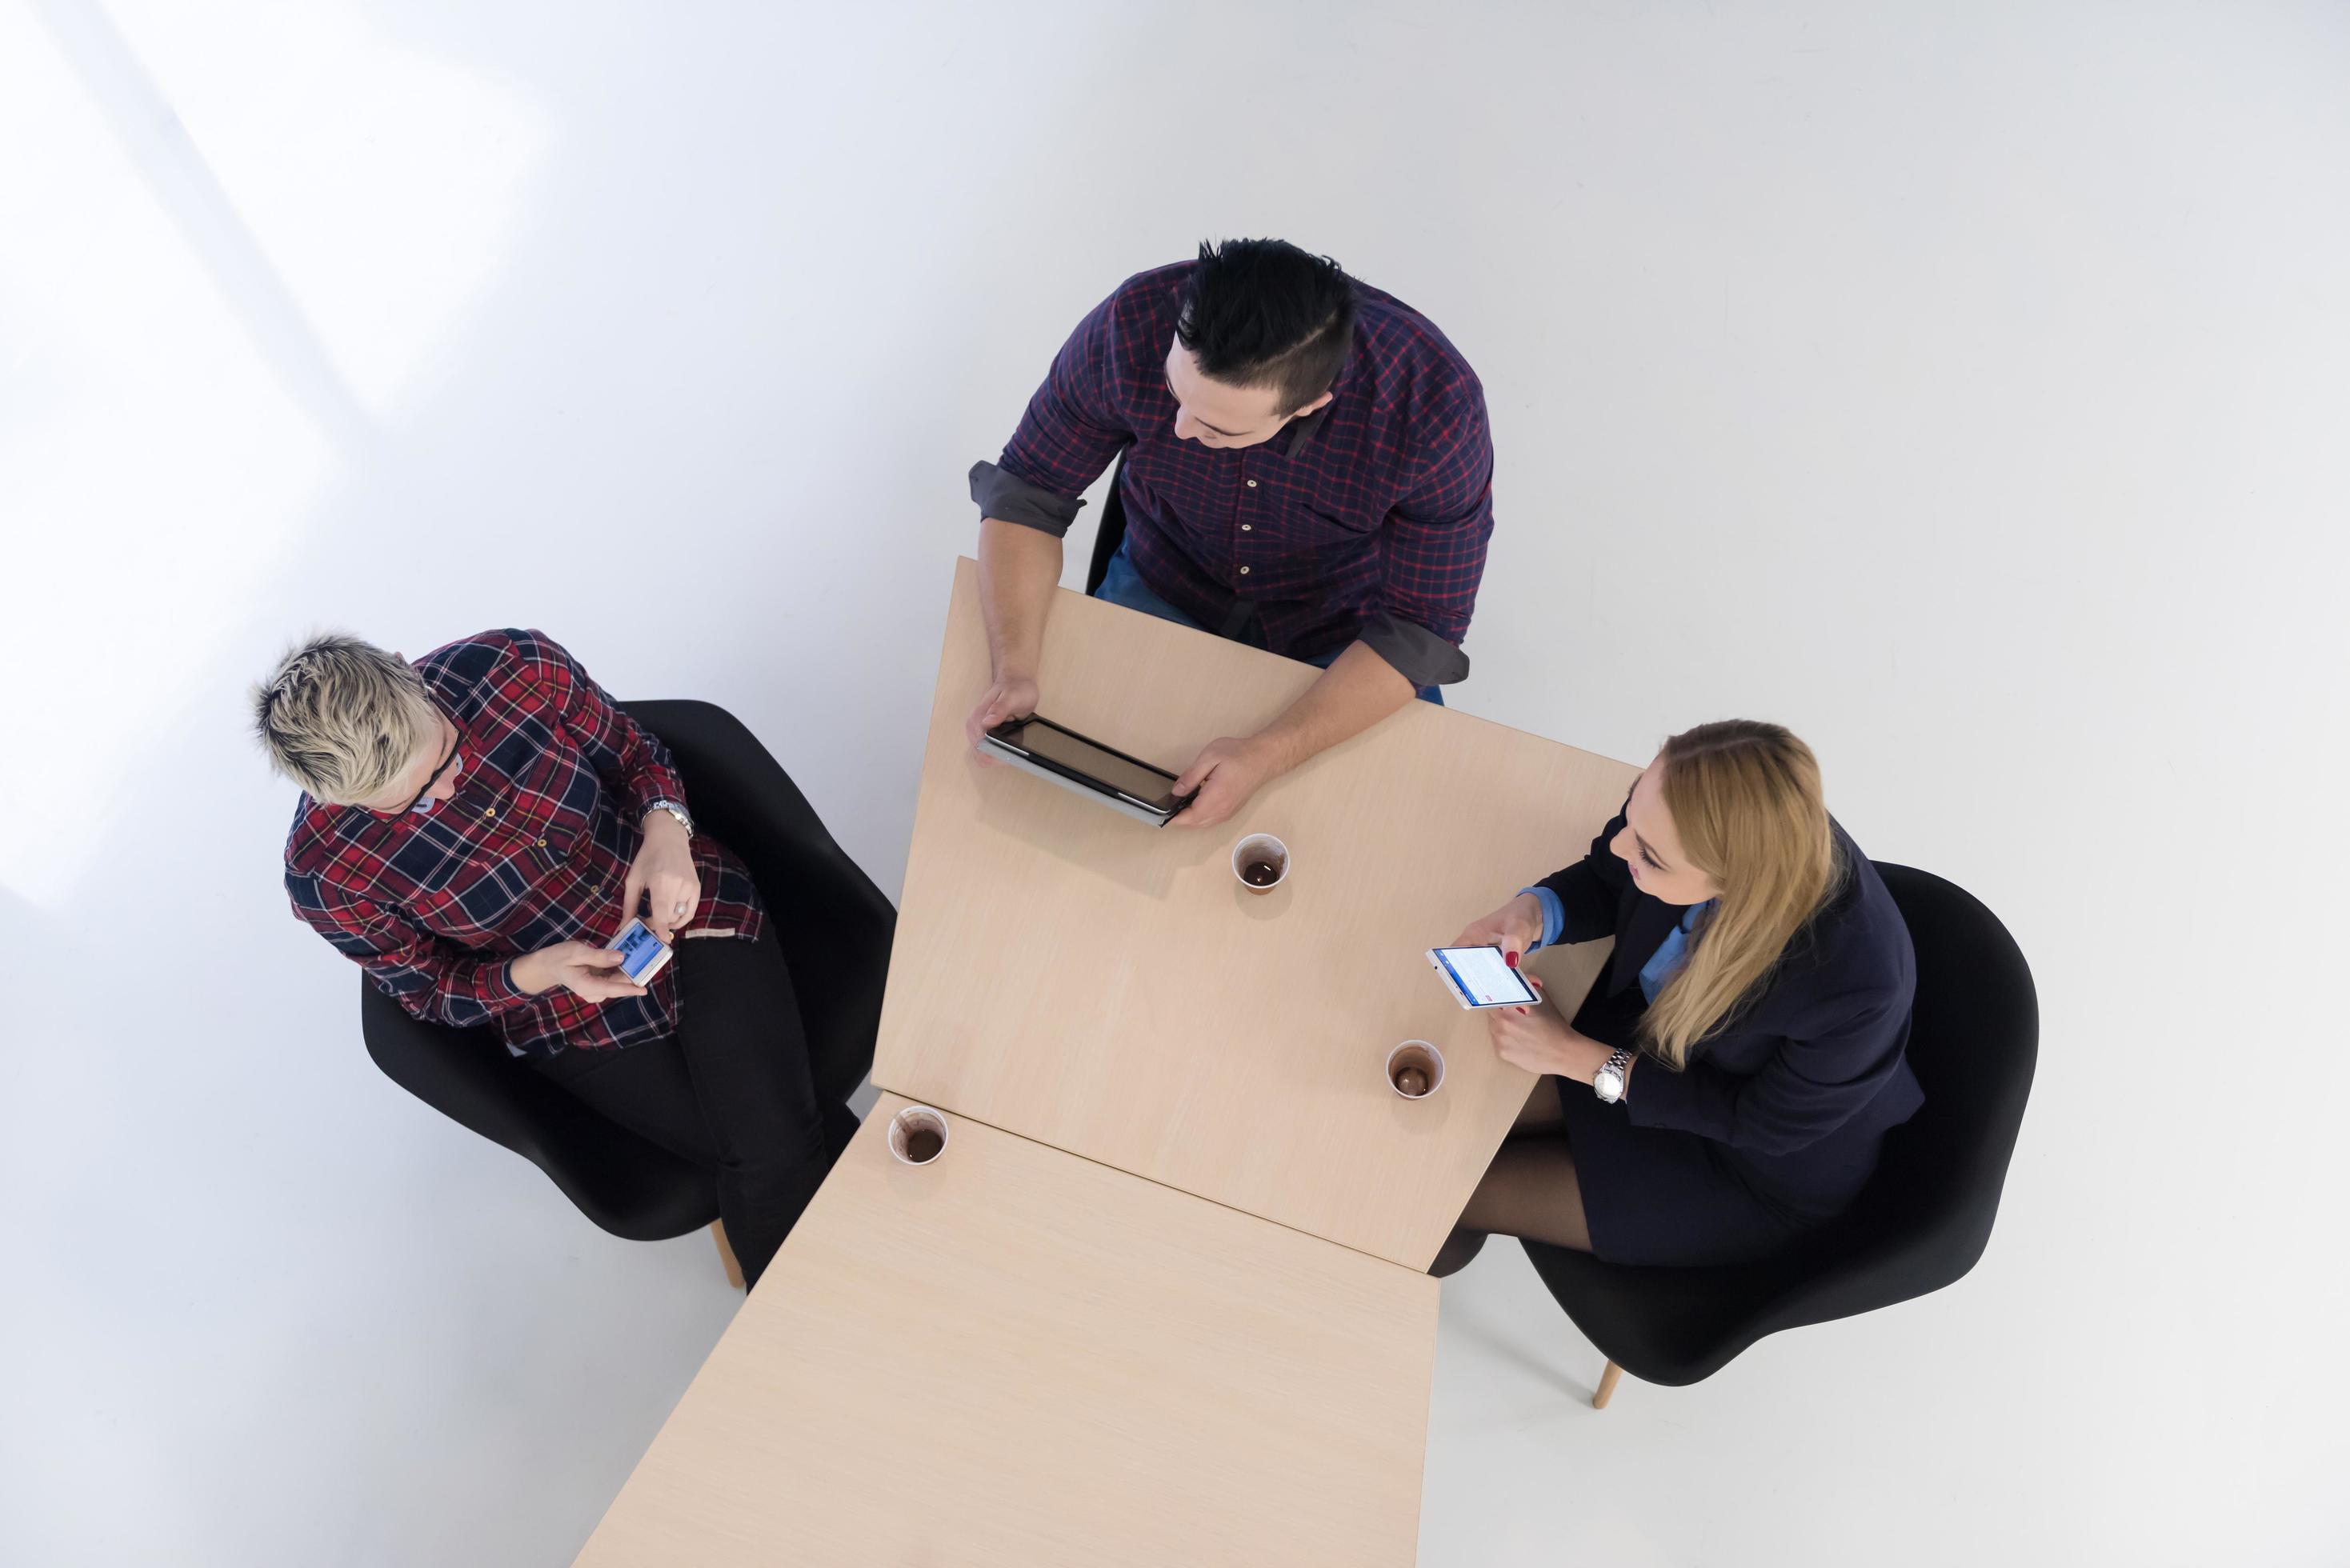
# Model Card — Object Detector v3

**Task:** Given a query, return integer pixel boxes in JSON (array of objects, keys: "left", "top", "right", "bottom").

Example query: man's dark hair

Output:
[{"left": 1174, "top": 238, "right": 1358, "bottom": 414}]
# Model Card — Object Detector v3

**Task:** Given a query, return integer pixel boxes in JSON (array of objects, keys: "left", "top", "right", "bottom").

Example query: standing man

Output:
[{"left": 964, "top": 238, "right": 1495, "bottom": 829}]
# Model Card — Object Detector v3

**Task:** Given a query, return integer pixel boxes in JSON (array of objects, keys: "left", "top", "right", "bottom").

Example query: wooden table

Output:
[
  {"left": 574, "top": 1096, "right": 1439, "bottom": 1567},
  {"left": 877, "top": 558, "right": 1638, "bottom": 1268}
]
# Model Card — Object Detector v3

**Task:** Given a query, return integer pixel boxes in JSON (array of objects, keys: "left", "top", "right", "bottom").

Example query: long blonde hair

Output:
[{"left": 1639, "top": 720, "right": 1842, "bottom": 1069}]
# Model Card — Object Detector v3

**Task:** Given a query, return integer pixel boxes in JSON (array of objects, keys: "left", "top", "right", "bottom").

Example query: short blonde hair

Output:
[{"left": 252, "top": 634, "right": 437, "bottom": 805}]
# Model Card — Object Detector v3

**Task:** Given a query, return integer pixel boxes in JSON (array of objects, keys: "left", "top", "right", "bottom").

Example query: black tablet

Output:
[{"left": 980, "top": 715, "right": 1192, "bottom": 826}]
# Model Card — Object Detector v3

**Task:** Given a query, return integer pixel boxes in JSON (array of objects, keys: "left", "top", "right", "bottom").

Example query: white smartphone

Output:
[
  {"left": 614, "top": 918, "right": 675, "bottom": 986},
  {"left": 1427, "top": 944, "right": 1539, "bottom": 1010}
]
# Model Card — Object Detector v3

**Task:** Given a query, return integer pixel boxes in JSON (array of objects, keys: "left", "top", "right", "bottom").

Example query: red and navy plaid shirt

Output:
[
  {"left": 283, "top": 630, "right": 764, "bottom": 1057},
  {"left": 971, "top": 261, "right": 1495, "bottom": 685}
]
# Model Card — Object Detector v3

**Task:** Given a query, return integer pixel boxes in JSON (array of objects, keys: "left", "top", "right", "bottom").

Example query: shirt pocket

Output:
[
  {"left": 1293, "top": 498, "right": 1381, "bottom": 543},
  {"left": 525, "top": 811, "right": 586, "bottom": 876}
]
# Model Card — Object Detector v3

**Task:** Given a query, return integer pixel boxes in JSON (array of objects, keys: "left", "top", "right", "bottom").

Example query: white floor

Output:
[{"left": 5, "top": 3, "right": 2347, "bottom": 1563}]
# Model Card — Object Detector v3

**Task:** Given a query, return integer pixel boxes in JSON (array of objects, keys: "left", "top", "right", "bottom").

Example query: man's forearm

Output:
[
  {"left": 976, "top": 517, "right": 1065, "bottom": 680},
  {"left": 1255, "top": 641, "right": 1419, "bottom": 771}
]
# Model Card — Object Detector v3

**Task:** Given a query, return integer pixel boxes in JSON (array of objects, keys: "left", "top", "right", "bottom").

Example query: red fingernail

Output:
[{"left": 1504, "top": 951, "right": 1519, "bottom": 966}]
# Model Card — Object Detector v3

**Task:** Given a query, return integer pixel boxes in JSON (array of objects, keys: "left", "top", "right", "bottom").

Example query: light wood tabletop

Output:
[
  {"left": 874, "top": 558, "right": 1638, "bottom": 1268},
  {"left": 573, "top": 1096, "right": 1440, "bottom": 1568}
]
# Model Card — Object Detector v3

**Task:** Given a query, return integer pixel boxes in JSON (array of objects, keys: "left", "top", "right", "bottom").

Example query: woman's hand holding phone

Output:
[
  {"left": 511, "top": 941, "right": 649, "bottom": 1003},
  {"left": 623, "top": 810, "right": 702, "bottom": 945},
  {"left": 1451, "top": 892, "right": 1545, "bottom": 966}
]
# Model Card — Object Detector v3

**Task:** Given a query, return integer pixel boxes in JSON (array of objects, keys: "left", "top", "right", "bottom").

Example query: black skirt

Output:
[{"left": 1551, "top": 1075, "right": 1809, "bottom": 1268}]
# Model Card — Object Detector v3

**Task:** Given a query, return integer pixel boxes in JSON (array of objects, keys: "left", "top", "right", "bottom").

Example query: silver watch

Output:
[
  {"left": 1593, "top": 1047, "right": 1635, "bottom": 1105},
  {"left": 647, "top": 799, "right": 694, "bottom": 837}
]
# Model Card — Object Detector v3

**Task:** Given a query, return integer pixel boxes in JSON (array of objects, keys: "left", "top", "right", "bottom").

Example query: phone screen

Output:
[
  {"left": 1433, "top": 946, "right": 1539, "bottom": 1007},
  {"left": 616, "top": 920, "right": 669, "bottom": 982},
  {"left": 997, "top": 718, "right": 1181, "bottom": 808}
]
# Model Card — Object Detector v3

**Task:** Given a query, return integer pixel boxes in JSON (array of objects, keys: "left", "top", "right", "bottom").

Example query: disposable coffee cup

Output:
[
  {"left": 888, "top": 1105, "right": 950, "bottom": 1166},
  {"left": 1386, "top": 1040, "right": 1445, "bottom": 1100},
  {"left": 1231, "top": 833, "right": 1291, "bottom": 894}
]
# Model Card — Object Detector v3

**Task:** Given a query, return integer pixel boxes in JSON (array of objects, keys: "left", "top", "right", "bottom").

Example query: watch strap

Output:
[{"left": 1595, "top": 1046, "right": 1635, "bottom": 1103}]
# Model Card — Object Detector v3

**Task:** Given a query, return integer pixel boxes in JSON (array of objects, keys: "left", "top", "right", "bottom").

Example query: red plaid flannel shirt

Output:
[{"left": 283, "top": 629, "right": 764, "bottom": 1056}]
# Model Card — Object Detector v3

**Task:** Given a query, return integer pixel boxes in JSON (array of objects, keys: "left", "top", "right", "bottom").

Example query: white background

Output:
[{"left": 4, "top": 2, "right": 2345, "bottom": 1563}]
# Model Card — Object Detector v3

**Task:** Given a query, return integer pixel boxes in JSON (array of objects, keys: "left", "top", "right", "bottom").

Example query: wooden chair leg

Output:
[
  {"left": 1592, "top": 1360, "right": 1624, "bottom": 1410},
  {"left": 711, "top": 1219, "right": 744, "bottom": 1290}
]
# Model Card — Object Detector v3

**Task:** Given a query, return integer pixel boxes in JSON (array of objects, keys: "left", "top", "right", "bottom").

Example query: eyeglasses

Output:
[{"left": 391, "top": 726, "right": 461, "bottom": 815}]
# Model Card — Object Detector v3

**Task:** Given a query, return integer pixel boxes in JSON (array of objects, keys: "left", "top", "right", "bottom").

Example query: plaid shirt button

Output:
[
  {"left": 1239, "top": 566, "right": 1251, "bottom": 575},
  {"left": 1246, "top": 479, "right": 1258, "bottom": 488}
]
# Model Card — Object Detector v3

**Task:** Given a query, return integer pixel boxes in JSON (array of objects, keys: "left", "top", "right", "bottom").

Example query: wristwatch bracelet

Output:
[{"left": 1594, "top": 1046, "right": 1635, "bottom": 1104}]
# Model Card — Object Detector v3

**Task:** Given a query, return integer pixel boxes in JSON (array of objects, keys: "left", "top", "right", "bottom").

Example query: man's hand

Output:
[
  {"left": 1451, "top": 891, "right": 1546, "bottom": 968},
  {"left": 619, "top": 811, "right": 701, "bottom": 944},
  {"left": 511, "top": 941, "right": 649, "bottom": 1004},
  {"left": 1167, "top": 734, "right": 1287, "bottom": 830},
  {"left": 964, "top": 673, "right": 1040, "bottom": 765}
]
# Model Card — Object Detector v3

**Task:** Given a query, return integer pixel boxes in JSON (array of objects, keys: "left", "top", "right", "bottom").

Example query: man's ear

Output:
[{"left": 1292, "top": 389, "right": 1335, "bottom": 418}]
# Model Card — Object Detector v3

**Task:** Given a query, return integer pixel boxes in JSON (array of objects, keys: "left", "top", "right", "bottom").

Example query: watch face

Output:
[{"left": 1595, "top": 1069, "right": 1622, "bottom": 1098}]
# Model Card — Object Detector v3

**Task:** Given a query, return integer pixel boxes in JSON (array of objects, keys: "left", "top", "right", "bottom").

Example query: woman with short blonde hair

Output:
[
  {"left": 254, "top": 634, "right": 440, "bottom": 806},
  {"left": 256, "top": 627, "right": 869, "bottom": 1289},
  {"left": 1434, "top": 720, "right": 1923, "bottom": 1273}
]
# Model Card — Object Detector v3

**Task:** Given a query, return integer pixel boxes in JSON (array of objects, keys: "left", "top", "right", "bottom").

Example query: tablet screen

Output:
[
  {"left": 1433, "top": 945, "right": 1539, "bottom": 1007},
  {"left": 999, "top": 718, "right": 1180, "bottom": 806}
]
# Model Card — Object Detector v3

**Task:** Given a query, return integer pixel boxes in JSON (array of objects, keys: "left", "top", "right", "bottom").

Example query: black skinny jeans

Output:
[{"left": 526, "top": 922, "right": 866, "bottom": 1287}]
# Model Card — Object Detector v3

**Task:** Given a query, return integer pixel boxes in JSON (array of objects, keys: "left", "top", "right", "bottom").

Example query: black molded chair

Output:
[
  {"left": 1520, "top": 862, "right": 2036, "bottom": 1407},
  {"left": 1083, "top": 448, "right": 1133, "bottom": 595},
  {"left": 358, "top": 700, "right": 895, "bottom": 1284}
]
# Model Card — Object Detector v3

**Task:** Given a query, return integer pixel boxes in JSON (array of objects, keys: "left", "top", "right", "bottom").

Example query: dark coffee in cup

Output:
[
  {"left": 1231, "top": 833, "right": 1291, "bottom": 894},
  {"left": 889, "top": 1105, "right": 950, "bottom": 1166},
  {"left": 1386, "top": 1040, "right": 1443, "bottom": 1099}
]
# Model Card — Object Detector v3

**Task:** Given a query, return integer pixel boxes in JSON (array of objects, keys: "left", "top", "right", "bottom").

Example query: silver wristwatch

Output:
[
  {"left": 1593, "top": 1047, "right": 1635, "bottom": 1105},
  {"left": 647, "top": 799, "right": 694, "bottom": 837}
]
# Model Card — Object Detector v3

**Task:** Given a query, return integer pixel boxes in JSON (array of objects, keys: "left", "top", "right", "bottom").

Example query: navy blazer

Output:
[{"left": 1536, "top": 807, "right": 1924, "bottom": 1219}]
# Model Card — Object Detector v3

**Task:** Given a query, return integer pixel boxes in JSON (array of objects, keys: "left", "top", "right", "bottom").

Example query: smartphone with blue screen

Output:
[
  {"left": 1427, "top": 944, "right": 1539, "bottom": 1009},
  {"left": 614, "top": 918, "right": 674, "bottom": 986}
]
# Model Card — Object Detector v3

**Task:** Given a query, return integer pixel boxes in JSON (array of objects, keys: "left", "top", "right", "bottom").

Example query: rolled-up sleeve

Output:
[
  {"left": 972, "top": 283, "right": 1139, "bottom": 536},
  {"left": 967, "top": 461, "right": 1087, "bottom": 537}
]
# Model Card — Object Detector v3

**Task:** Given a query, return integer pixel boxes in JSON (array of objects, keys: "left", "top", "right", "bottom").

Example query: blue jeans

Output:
[{"left": 1093, "top": 546, "right": 1445, "bottom": 706}]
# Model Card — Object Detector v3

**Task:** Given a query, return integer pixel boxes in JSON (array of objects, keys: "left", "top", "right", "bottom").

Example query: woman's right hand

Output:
[
  {"left": 510, "top": 941, "right": 649, "bottom": 1003},
  {"left": 1451, "top": 891, "right": 1545, "bottom": 966}
]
